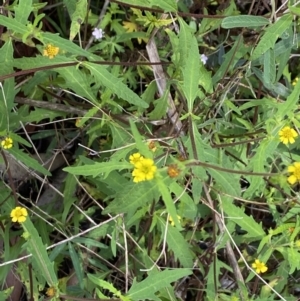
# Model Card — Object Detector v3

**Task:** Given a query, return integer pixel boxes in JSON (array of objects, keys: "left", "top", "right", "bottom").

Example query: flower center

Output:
[
  {"left": 282, "top": 128, "right": 293, "bottom": 138},
  {"left": 141, "top": 166, "right": 151, "bottom": 174},
  {"left": 15, "top": 210, "right": 22, "bottom": 217}
]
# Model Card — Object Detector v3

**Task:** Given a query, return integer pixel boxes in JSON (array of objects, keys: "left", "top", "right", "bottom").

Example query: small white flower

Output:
[
  {"left": 92, "top": 28, "right": 104, "bottom": 40},
  {"left": 200, "top": 54, "right": 208, "bottom": 65}
]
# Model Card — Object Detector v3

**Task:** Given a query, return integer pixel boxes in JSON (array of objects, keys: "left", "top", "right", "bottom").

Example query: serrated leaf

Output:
[
  {"left": 68, "top": 242, "right": 84, "bottom": 288},
  {"left": 182, "top": 35, "right": 200, "bottom": 111},
  {"left": 244, "top": 138, "right": 279, "bottom": 198},
  {"left": 56, "top": 66, "right": 98, "bottom": 104},
  {"left": 83, "top": 62, "right": 149, "bottom": 108},
  {"left": 102, "top": 181, "right": 157, "bottom": 215},
  {"left": 15, "top": 0, "right": 32, "bottom": 24},
  {"left": 221, "top": 197, "right": 265, "bottom": 238},
  {"left": 221, "top": 15, "right": 270, "bottom": 28},
  {"left": 0, "top": 15, "right": 27, "bottom": 35},
  {"left": 158, "top": 218, "right": 194, "bottom": 268},
  {"left": 156, "top": 177, "right": 181, "bottom": 228},
  {"left": 41, "top": 32, "right": 98, "bottom": 60},
  {"left": 23, "top": 217, "right": 58, "bottom": 286},
  {"left": 20, "top": 108, "right": 65, "bottom": 123},
  {"left": 13, "top": 56, "right": 75, "bottom": 70},
  {"left": 263, "top": 48, "right": 275, "bottom": 84},
  {"left": 88, "top": 275, "right": 120, "bottom": 295},
  {"left": 69, "top": 0, "right": 87, "bottom": 41},
  {"left": 178, "top": 18, "right": 194, "bottom": 69},
  {"left": 252, "top": 14, "right": 293, "bottom": 60},
  {"left": 8, "top": 148, "right": 51, "bottom": 177},
  {"left": 63, "top": 161, "right": 132, "bottom": 178},
  {"left": 208, "top": 167, "right": 241, "bottom": 197},
  {"left": 127, "top": 269, "right": 192, "bottom": 301}
]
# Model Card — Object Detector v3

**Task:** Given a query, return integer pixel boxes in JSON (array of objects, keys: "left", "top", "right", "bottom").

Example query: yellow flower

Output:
[
  {"left": 129, "top": 152, "right": 144, "bottom": 166},
  {"left": 167, "top": 164, "right": 181, "bottom": 178},
  {"left": 43, "top": 44, "right": 59, "bottom": 59},
  {"left": 292, "top": 77, "right": 299, "bottom": 86},
  {"left": 132, "top": 158, "right": 157, "bottom": 183},
  {"left": 279, "top": 126, "right": 298, "bottom": 145},
  {"left": 252, "top": 259, "right": 268, "bottom": 274},
  {"left": 288, "top": 162, "right": 300, "bottom": 184},
  {"left": 46, "top": 286, "right": 56, "bottom": 297},
  {"left": 169, "top": 215, "right": 181, "bottom": 226},
  {"left": 1, "top": 137, "right": 13, "bottom": 149},
  {"left": 10, "top": 206, "right": 28, "bottom": 223}
]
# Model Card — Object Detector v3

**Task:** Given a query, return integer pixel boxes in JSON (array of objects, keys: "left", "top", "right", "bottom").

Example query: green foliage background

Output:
[{"left": 1, "top": 0, "right": 300, "bottom": 301}]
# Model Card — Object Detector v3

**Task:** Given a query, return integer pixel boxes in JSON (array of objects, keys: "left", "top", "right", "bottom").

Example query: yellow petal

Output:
[{"left": 288, "top": 175, "right": 297, "bottom": 184}]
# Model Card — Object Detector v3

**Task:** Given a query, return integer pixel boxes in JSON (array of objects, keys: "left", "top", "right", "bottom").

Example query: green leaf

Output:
[
  {"left": 88, "top": 275, "right": 132, "bottom": 301},
  {"left": 156, "top": 176, "right": 181, "bottom": 229},
  {"left": 63, "top": 160, "right": 132, "bottom": 178},
  {"left": 127, "top": 269, "right": 192, "bottom": 301},
  {"left": 8, "top": 148, "right": 51, "bottom": 177},
  {"left": 252, "top": 14, "right": 293, "bottom": 60},
  {"left": 181, "top": 34, "right": 200, "bottom": 111},
  {"left": 221, "top": 16, "right": 270, "bottom": 28},
  {"left": 275, "top": 75, "right": 300, "bottom": 120},
  {"left": 149, "top": 0, "right": 177, "bottom": 12},
  {"left": 83, "top": 62, "right": 149, "bottom": 108},
  {"left": 56, "top": 66, "right": 98, "bottom": 104},
  {"left": 206, "top": 258, "right": 231, "bottom": 300},
  {"left": 69, "top": 0, "right": 87, "bottom": 41},
  {"left": 22, "top": 217, "right": 58, "bottom": 286},
  {"left": 212, "top": 37, "right": 248, "bottom": 84},
  {"left": 244, "top": 137, "right": 280, "bottom": 198},
  {"left": 13, "top": 56, "right": 75, "bottom": 70},
  {"left": 62, "top": 174, "right": 79, "bottom": 223},
  {"left": 129, "top": 119, "right": 152, "bottom": 157},
  {"left": 158, "top": 217, "right": 194, "bottom": 268},
  {"left": 170, "top": 182, "right": 197, "bottom": 220},
  {"left": 41, "top": 32, "right": 98, "bottom": 60},
  {"left": 102, "top": 181, "right": 157, "bottom": 216},
  {"left": 14, "top": 0, "right": 32, "bottom": 24},
  {"left": 286, "top": 247, "right": 300, "bottom": 274},
  {"left": 221, "top": 197, "right": 265, "bottom": 239},
  {"left": 288, "top": 4, "right": 300, "bottom": 16},
  {"left": 20, "top": 108, "right": 65, "bottom": 123},
  {"left": 178, "top": 18, "right": 194, "bottom": 69},
  {"left": 0, "top": 15, "right": 28, "bottom": 35},
  {"left": 68, "top": 242, "right": 84, "bottom": 288},
  {"left": 263, "top": 48, "right": 276, "bottom": 84}
]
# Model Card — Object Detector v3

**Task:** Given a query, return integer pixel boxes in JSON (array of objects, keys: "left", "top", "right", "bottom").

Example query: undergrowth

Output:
[{"left": 1, "top": 0, "right": 300, "bottom": 301}]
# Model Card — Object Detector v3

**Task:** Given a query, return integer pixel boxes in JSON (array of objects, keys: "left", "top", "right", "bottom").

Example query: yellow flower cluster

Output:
[
  {"left": 1, "top": 137, "right": 13, "bottom": 149},
  {"left": 167, "top": 164, "right": 181, "bottom": 178},
  {"left": 129, "top": 152, "right": 157, "bottom": 183},
  {"left": 43, "top": 44, "right": 59, "bottom": 59},
  {"left": 46, "top": 286, "right": 56, "bottom": 297},
  {"left": 278, "top": 126, "right": 300, "bottom": 185},
  {"left": 279, "top": 126, "right": 298, "bottom": 145},
  {"left": 252, "top": 259, "right": 268, "bottom": 274},
  {"left": 10, "top": 206, "right": 28, "bottom": 223},
  {"left": 287, "top": 162, "right": 300, "bottom": 185}
]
